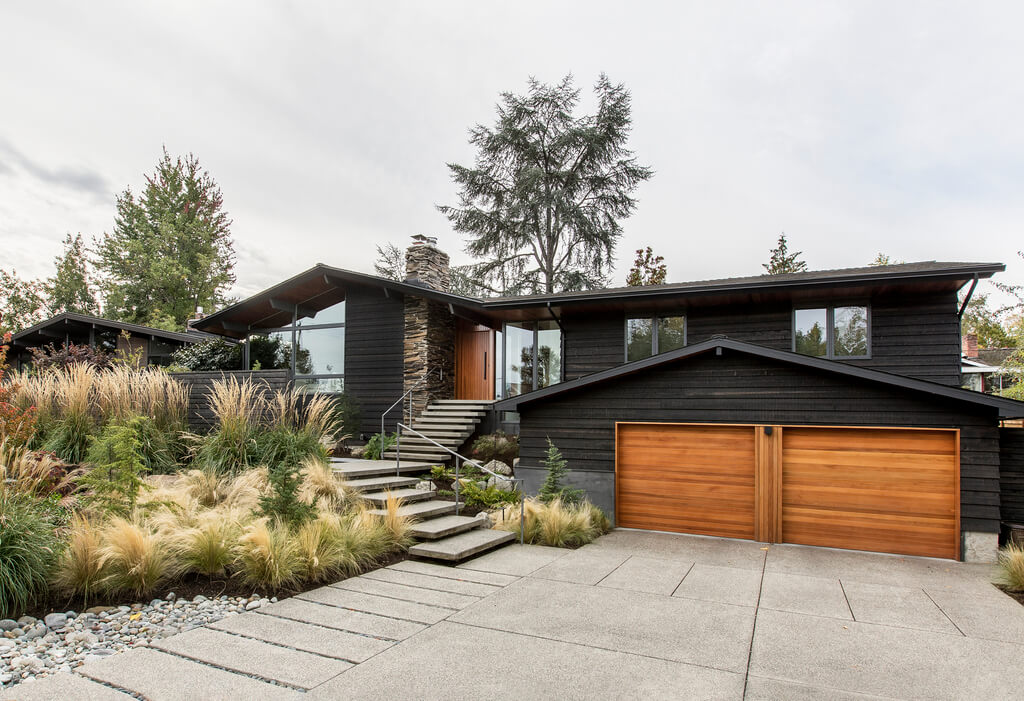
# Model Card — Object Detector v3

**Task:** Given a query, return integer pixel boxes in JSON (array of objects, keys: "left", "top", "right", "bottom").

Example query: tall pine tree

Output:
[
  {"left": 439, "top": 75, "right": 652, "bottom": 295},
  {"left": 94, "top": 148, "right": 236, "bottom": 330},
  {"left": 46, "top": 233, "right": 99, "bottom": 316},
  {"left": 763, "top": 233, "right": 808, "bottom": 275}
]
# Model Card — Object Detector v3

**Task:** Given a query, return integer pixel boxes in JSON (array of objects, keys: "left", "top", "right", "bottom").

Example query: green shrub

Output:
[
  {"left": 258, "top": 459, "right": 317, "bottom": 527},
  {"left": 471, "top": 431, "right": 519, "bottom": 466},
  {"left": 0, "top": 492, "right": 63, "bottom": 617},
  {"left": 79, "top": 417, "right": 152, "bottom": 516},
  {"left": 256, "top": 426, "right": 327, "bottom": 468},
  {"left": 995, "top": 543, "right": 1024, "bottom": 591},
  {"left": 363, "top": 432, "right": 396, "bottom": 460},
  {"left": 458, "top": 480, "right": 521, "bottom": 509},
  {"left": 538, "top": 438, "right": 583, "bottom": 505}
]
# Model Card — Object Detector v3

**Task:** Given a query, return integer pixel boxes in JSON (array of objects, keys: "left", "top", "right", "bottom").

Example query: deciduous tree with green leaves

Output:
[
  {"left": 961, "top": 293, "right": 1015, "bottom": 349},
  {"left": 0, "top": 269, "right": 46, "bottom": 334},
  {"left": 439, "top": 74, "right": 653, "bottom": 295},
  {"left": 626, "top": 246, "right": 667, "bottom": 286},
  {"left": 94, "top": 148, "right": 236, "bottom": 331},
  {"left": 763, "top": 233, "right": 807, "bottom": 275},
  {"left": 46, "top": 233, "right": 99, "bottom": 316}
]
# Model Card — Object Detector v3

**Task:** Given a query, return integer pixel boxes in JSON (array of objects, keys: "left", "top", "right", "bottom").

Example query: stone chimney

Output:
[
  {"left": 403, "top": 236, "right": 455, "bottom": 418},
  {"left": 404, "top": 234, "right": 450, "bottom": 292},
  {"left": 962, "top": 333, "right": 979, "bottom": 359}
]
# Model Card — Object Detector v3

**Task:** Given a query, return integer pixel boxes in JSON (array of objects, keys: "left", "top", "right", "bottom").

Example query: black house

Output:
[{"left": 194, "top": 238, "right": 1024, "bottom": 563}]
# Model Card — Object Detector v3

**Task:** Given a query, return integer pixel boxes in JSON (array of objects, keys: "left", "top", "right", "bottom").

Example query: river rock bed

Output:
[{"left": 0, "top": 593, "right": 275, "bottom": 688}]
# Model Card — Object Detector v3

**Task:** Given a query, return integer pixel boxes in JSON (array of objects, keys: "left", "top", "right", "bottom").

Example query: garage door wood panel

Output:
[
  {"left": 615, "top": 422, "right": 959, "bottom": 560},
  {"left": 616, "top": 424, "right": 755, "bottom": 538},
  {"left": 781, "top": 427, "right": 958, "bottom": 559}
]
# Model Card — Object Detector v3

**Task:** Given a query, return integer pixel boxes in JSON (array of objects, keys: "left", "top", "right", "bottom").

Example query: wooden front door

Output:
[
  {"left": 615, "top": 422, "right": 959, "bottom": 559},
  {"left": 455, "top": 320, "right": 495, "bottom": 400}
]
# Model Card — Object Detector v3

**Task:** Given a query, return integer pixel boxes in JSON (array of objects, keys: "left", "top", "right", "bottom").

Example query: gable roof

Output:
[
  {"left": 494, "top": 337, "right": 1024, "bottom": 418},
  {"left": 193, "top": 260, "right": 1005, "bottom": 337},
  {"left": 10, "top": 313, "right": 218, "bottom": 346}
]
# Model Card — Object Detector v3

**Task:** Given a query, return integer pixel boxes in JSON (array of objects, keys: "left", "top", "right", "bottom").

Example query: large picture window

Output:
[
  {"left": 246, "top": 300, "right": 346, "bottom": 392},
  {"left": 501, "top": 321, "right": 563, "bottom": 398},
  {"left": 794, "top": 305, "right": 869, "bottom": 359},
  {"left": 626, "top": 315, "right": 686, "bottom": 361}
]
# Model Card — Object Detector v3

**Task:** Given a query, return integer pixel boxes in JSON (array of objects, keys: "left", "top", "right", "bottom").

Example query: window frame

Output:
[
  {"left": 499, "top": 320, "right": 564, "bottom": 399},
  {"left": 623, "top": 314, "right": 688, "bottom": 362},
  {"left": 246, "top": 300, "right": 347, "bottom": 391},
  {"left": 792, "top": 303, "right": 871, "bottom": 359}
]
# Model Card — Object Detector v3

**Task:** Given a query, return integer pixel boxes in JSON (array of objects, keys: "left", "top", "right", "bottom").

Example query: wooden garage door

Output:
[
  {"left": 781, "top": 427, "right": 959, "bottom": 559},
  {"left": 615, "top": 423, "right": 756, "bottom": 538}
]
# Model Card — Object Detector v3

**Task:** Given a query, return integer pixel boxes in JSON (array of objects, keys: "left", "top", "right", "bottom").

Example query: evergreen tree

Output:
[
  {"left": 869, "top": 252, "right": 904, "bottom": 266},
  {"left": 763, "top": 234, "right": 807, "bottom": 275},
  {"left": 0, "top": 269, "right": 46, "bottom": 334},
  {"left": 94, "top": 148, "right": 236, "bottom": 330},
  {"left": 46, "top": 233, "right": 99, "bottom": 316},
  {"left": 439, "top": 74, "right": 653, "bottom": 295},
  {"left": 538, "top": 438, "right": 583, "bottom": 504},
  {"left": 626, "top": 246, "right": 667, "bottom": 286}
]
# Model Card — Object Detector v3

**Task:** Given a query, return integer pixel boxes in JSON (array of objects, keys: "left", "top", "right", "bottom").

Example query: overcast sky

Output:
[{"left": 2, "top": 1, "right": 1022, "bottom": 305}]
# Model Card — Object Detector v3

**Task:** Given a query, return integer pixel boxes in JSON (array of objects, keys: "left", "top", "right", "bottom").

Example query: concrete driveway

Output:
[{"left": 7, "top": 530, "right": 1024, "bottom": 700}]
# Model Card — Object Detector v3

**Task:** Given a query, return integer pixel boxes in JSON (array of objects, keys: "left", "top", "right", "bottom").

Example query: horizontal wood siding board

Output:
[
  {"left": 999, "top": 428, "right": 1024, "bottom": 524},
  {"left": 518, "top": 351, "right": 1001, "bottom": 533},
  {"left": 343, "top": 284, "right": 406, "bottom": 436}
]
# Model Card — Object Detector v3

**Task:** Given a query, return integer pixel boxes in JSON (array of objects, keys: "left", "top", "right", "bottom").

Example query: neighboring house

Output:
[
  {"left": 193, "top": 237, "right": 1024, "bottom": 563},
  {"left": 7, "top": 312, "right": 218, "bottom": 370}
]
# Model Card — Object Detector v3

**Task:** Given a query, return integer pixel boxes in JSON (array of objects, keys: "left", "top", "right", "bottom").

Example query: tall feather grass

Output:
[
  {"left": 175, "top": 511, "right": 241, "bottom": 577},
  {"left": 235, "top": 519, "right": 300, "bottom": 590},
  {"left": 498, "top": 498, "right": 612, "bottom": 548},
  {"left": 300, "top": 457, "right": 350, "bottom": 511},
  {"left": 295, "top": 514, "right": 356, "bottom": 583},
  {"left": 99, "top": 518, "right": 178, "bottom": 598}
]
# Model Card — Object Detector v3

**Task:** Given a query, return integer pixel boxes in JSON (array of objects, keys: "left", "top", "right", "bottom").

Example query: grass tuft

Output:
[
  {"left": 498, "top": 498, "right": 611, "bottom": 548},
  {"left": 99, "top": 518, "right": 177, "bottom": 598},
  {"left": 54, "top": 513, "right": 105, "bottom": 603},
  {"left": 235, "top": 519, "right": 300, "bottom": 591},
  {"left": 0, "top": 492, "right": 62, "bottom": 618},
  {"left": 995, "top": 542, "right": 1024, "bottom": 591}
]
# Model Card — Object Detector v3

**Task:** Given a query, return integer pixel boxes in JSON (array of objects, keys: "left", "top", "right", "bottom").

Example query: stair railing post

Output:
[
  {"left": 519, "top": 486, "right": 525, "bottom": 545},
  {"left": 395, "top": 424, "right": 401, "bottom": 476},
  {"left": 454, "top": 455, "right": 461, "bottom": 516}
]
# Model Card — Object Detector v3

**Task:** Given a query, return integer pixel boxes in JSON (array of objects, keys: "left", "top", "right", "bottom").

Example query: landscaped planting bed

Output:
[{"left": 0, "top": 347, "right": 412, "bottom": 689}]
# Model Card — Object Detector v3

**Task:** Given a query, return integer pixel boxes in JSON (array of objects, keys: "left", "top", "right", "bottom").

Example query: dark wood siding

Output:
[
  {"left": 518, "top": 349, "right": 1001, "bottom": 534},
  {"left": 343, "top": 284, "right": 406, "bottom": 437},
  {"left": 1000, "top": 428, "right": 1024, "bottom": 525},
  {"left": 561, "top": 290, "right": 961, "bottom": 386},
  {"left": 171, "top": 369, "right": 290, "bottom": 431}
]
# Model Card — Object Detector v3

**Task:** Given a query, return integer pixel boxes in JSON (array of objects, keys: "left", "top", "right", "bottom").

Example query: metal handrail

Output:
[
  {"left": 380, "top": 368, "right": 443, "bottom": 440},
  {"left": 396, "top": 422, "right": 525, "bottom": 545}
]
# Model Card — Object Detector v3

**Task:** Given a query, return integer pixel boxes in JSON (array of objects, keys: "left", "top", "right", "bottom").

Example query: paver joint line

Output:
[
  {"left": 669, "top": 561, "right": 696, "bottom": 597},
  {"left": 254, "top": 609, "right": 402, "bottom": 643},
  {"left": 740, "top": 543, "right": 769, "bottom": 699},
  {"left": 294, "top": 592, "right": 449, "bottom": 624},
  {"left": 205, "top": 624, "right": 369, "bottom": 664},
  {"left": 152, "top": 644, "right": 312, "bottom": 693},
  {"left": 921, "top": 588, "right": 968, "bottom": 637},
  {"left": 838, "top": 578, "right": 857, "bottom": 620},
  {"left": 327, "top": 582, "right": 468, "bottom": 611}
]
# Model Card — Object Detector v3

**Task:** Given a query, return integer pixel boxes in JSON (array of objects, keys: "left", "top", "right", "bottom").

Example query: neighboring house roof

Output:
[
  {"left": 978, "top": 348, "right": 1017, "bottom": 367},
  {"left": 194, "top": 260, "right": 1005, "bottom": 338},
  {"left": 494, "top": 337, "right": 1024, "bottom": 419},
  {"left": 10, "top": 312, "right": 220, "bottom": 347}
]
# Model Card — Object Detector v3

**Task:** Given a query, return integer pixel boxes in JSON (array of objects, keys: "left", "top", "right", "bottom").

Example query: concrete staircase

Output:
[
  {"left": 332, "top": 458, "right": 517, "bottom": 563},
  {"left": 382, "top": 399, "right": 493, "bottom": 464}
]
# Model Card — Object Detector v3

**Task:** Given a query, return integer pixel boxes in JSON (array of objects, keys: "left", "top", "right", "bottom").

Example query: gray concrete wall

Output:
[{"left": 516, "top": 466, "right": 616, "bottom": 526}]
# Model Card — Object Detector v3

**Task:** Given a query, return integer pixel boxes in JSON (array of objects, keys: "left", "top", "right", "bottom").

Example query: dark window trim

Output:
[
  {"left": 623, "top": 314, "right": 688, "bottom": 362},
  {"left": 246, "top": 302, "right": 347, "bottom": 380},
  {"left": 792, "top": 304, "right": 871, "bottom": 359},
  {"left": 500, "top": 320, "right": 564, "bottom": 397}
]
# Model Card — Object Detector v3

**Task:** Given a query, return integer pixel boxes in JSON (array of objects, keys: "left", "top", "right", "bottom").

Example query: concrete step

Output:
[
  {"left": 420, "top": 411, "right": 485, "bottom": 419},
  {"left": 360, "top": 488, "right": 436, "bottom": 506},
  {"left": 409, "top": 529, "right": 517, "bottom": 562},
  {"left": 383, "top": 448, "right": 450, "bottom": 461},
  {"left": 398, "top": 436, "right": 464, "bottom": 447},
  {"left": 343, "top": 476, "right": 421, "bottom": 492},
  {"left": 432, "top": 400, "right": 495, "bottom": 406},
  {"left": 367, "top": 500, "right": 457, "bottom": 519},
  {"left": 332, "top": 460, "right": 432, "bottom": 479},
  {"left": 409, "top": 515, "right": 485, "bottom": 540},
  {"left": 413, "top": 417, "right": 477, "bottom": 426}
]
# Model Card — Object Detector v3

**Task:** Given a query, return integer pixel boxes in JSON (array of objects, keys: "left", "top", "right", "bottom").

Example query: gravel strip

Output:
[{"left": 0, "top": 592, "right": 276, "bottom": 689}]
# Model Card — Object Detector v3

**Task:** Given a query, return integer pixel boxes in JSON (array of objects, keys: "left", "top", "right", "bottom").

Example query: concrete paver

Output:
[
  {"left": 388, "top": 559, "right": 520, "bottom": 586},
  {"left": 596, "top": 554, "right": 694, "bottom": 595},
  {"left": 529, "top": 547, "right": 631, "bottom": 585},
  {"left": 591, "top": 529, "right": 768, "bottom": 570},
  {"left": 211, "top": 610, "right": 396, "bottom": 661},
  {"left": 254, "top": 597, "right": 426, "bottom": 639},
  {"left": 841, "top": 580, "right": 960, "bottom": 634},
  {"left": 297, "top": 585, "right": 453, "bottom": 624},
  {"left": 331, "top": 575, "right": 481, "bottom": 609},
  {"left": 308, "top": 621, "right": 745, "bottom": 701},
  {"left": 360, "top": 565, "right": 504, "bottom": 597},
  {"left": 758, "top": 572, "right": 852, "bottom": 619},
  {"left": 152, "top": 626, "right": 350, "bottom": 689},
  {"left": 749, "top": 607, "right": 1024, "bottom": 699},
  {"left": 673, "top": 563, "right": 763, "bottom": 607},
  {"left": 77, "top": 647, "right": 303, "bottom": 700},
  {"left": 455, "top": 543, "right": 568, "bottom": 575},
  {"left": 0, "top": 672, "right": 134, "bottom": 700},
  {"left": 449, "top": 575, "right": 756, "bottom": 673},
  {"left": 743, "top": 675, "right": 893, "bottom": 700},
  {"left": 924, "top": 582, "right": 1024, "bottom": 643}
]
